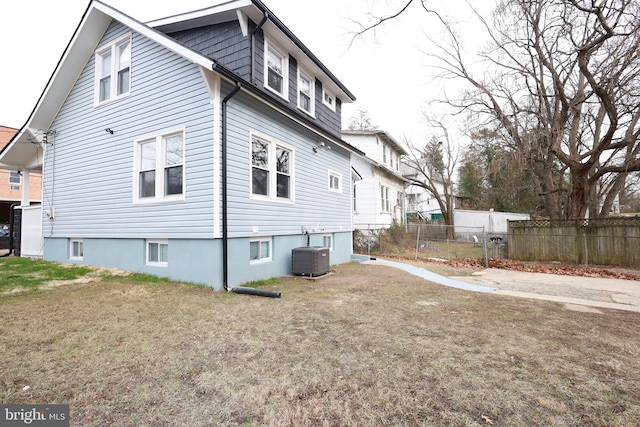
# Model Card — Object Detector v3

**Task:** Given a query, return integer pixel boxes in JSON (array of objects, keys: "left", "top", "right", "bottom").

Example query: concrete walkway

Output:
[{"left": 365, "top": 258, "right": 640, "bottom": 313}]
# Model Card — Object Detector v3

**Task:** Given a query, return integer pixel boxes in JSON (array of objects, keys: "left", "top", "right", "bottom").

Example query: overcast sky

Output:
[{"left": 1, "top": 0, "right": 491, "bottom": 145}]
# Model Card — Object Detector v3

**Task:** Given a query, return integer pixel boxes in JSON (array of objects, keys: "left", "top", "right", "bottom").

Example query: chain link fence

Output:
[{"left": 353, "top": 223, "right": 506, "bottom": 265}]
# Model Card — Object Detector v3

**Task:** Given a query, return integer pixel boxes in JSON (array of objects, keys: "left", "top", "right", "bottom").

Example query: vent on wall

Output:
[{"left": 291, "top": 246, "right": 330, "bottom": 277}]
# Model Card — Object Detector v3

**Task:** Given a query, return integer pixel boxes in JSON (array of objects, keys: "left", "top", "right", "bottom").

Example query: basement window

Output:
[
  {"left": 70, "top": 239, "right": 84, "bottom": 260},
  {"left": 147, "top": 240, "right": 168, "bottom": 266},
  {"left": 250, "top": 237, "right": 272, "bottom": 264}
]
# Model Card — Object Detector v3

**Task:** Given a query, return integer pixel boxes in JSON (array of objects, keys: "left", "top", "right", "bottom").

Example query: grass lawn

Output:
[{"left": 1, "top": 258, "right": 639, "bottom": 426}]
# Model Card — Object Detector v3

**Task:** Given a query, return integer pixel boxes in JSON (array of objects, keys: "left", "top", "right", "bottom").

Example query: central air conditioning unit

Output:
[{"left": 291, "top": 246, "right": 330, "bottom": 277}]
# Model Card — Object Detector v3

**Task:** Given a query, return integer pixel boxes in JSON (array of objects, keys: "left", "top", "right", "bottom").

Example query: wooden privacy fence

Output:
[{"left": 508, "top": 217, "right": 640, "bottom": 266}]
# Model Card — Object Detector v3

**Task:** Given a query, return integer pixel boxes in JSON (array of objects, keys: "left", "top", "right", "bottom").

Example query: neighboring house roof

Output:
[
  {"left": 0, "top": 126, "right": 18, "bottom": 150},
  {"left": 0, "top": 0, "right": 363, "bottom": 169},
  {"left": 342, "top": 129, "right": 408, "bottom": 156}
]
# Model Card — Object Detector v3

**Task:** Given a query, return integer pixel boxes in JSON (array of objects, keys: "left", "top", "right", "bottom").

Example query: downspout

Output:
[
  {"left": 221, "top": 80, "right": 242, "bottom": 291},
  {"left": 250, "top": 11, "right": 269, "bottom": 84}
]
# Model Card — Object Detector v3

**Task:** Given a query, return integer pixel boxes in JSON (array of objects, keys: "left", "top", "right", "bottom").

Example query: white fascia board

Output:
[
  {"left": 146, "top": 0, "right": 252, "bottom": 31},
  {"left": 93, "top": 2, "right": 215, "bottom": 69}
]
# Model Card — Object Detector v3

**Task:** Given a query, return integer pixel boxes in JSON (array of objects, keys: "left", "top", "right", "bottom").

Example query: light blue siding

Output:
[
  {"left": 43, "top": 22, "right": 216, "bottom": 240},
  {"left": 223, "top": 83, "right": 353, "bottom": 239},
  {"left": 40, "top": 22, "right": 355, "bottom": 289}
]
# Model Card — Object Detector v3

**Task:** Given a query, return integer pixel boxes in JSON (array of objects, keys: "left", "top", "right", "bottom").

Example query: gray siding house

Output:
[{"left": 0, "top": 0, "right": 360, "bottom": 290}]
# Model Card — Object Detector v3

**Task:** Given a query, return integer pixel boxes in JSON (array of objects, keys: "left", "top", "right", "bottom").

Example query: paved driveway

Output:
[
  {"left": 453, "top": 268, "right": 640, "bottom": 313},
  {"left": 366, "top": 258, "right": 640, "bottom": 313}
]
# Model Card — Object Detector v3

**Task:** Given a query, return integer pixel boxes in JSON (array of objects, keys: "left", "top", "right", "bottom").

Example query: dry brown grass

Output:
[{"left": 1, "top": 262, "right": 639, "bottom": 426}]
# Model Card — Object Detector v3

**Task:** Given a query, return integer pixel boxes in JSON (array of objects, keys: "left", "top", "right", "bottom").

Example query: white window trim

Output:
[
  {"left": 381, "top": 184, "right": 390, "bottom": 213},
  {"left": 146, "top": 239, "right": 168, "bottom": 266},
  {"left": 70, "top": 238, "right": 84, "bottom": 260},
  {"left": 328, "top": 169, "right": 342, "bottom": 193},
  {"left": 322, "top": 234, "right": 333, "bottom": 251},
  {"left": 264, "top": 38, "right": 289, "bottom": 100},
  {"left": 94, "top": 33, "right": 132, "bottom": 106},
  {"left": 322, "top": 87, "right": 336, "bottom": 111},
  {"left": 250, "top": 237, "right": 272, "bottom": 264},
  {"left": 9, "top": 171, "right": 21, "bottom": 191},
  {"left": 297, "top": 67, "right": 315, "bottom": 117},
  {"left": 133, "top": 126, "right": 186, "bottom": 205},
  {"left": 249, "top": 132, "right": 295, "bottom": 204}
]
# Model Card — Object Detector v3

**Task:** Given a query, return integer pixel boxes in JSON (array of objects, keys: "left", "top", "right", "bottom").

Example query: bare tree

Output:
[
  {"left": 355, "top": 0, "right": 640, "bottom": 220},
  {"left": 404, "top": 119, "right": 458, "bottom": 237},
  {"left": 347, "top": 107, "right": 378, "bottom": 131}
]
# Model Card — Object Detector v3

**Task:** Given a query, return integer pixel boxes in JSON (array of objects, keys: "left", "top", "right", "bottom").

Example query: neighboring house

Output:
[
  {"left": 402, "top": 160, "right": 455, "bottom": 220},
  {"left": 0, "top": 0, "right": 362, "bottom": 289},
  {"left": 342, "top": 130, "right": 408, "bottom": 229},
  {"left": 0, "top": 125, "right": 42, "bottom": 225}
]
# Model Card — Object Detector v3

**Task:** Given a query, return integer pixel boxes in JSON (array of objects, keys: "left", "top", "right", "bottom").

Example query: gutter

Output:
[
  {"left": 249, "top": 0, "right": 356, "bottom": 102},
  {"left": 250, "top": 11, "right": 269, "bottom": 84},
  {"left": 221, "top": 81, "right": 242, "bottom": 291}
]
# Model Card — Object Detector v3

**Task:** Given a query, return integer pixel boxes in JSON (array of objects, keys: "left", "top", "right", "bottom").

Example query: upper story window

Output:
[
  {"left": 95, "top": 34, "right": 131, "bottom": 105},
  {"left": 9, "top": 171, "right": 21, "bottom": 191},
  {"left": 264, "top": 39, "right": 288, "bottom": 99},
  {"left": 251, "top": 134, "right": 294, "bottom": 202},
  {"left": 297, "top": 69, "right": 315, "bottom": 116},
  {"left": 134, "top": 128, "right": 185, "bottom": 204},
  {"left": 383, "top": 145, "right": 387, "bottom": 164},
  {"left": 322, "top": 88, "right": 335, "bottom": 111}
]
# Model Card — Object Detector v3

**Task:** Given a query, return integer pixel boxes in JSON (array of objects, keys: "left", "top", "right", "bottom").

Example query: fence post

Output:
[
  {"left": 415, "top": 225, "right": 421, "bottom": 260},
  {"left": 483, "top": 226, "right": 489, "bottom": 268}
]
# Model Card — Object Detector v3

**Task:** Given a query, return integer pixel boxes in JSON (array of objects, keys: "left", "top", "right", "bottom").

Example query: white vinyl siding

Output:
[{"left": 95, "top": 33, "right": 131, "bottom": 105}]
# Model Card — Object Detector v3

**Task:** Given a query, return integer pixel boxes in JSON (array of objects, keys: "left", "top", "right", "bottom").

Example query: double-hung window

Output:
[
  {"left": 297, "top": 69, "right": 314, "bottom": 116},
  {"left": 250, "top": 237, "right": 272, "bottom": 263},
  {"left": 380, "top": 185, "right": 390, "bottom": 212},
  {"left": 328, "top": 170, "right": 341, "bottom": 193},
  {"left": 95, "top": 34, "right": 131, "bottom": 105},
  {"left": 251, "top": 134, "right": 293, "bottom": 202},
  {"left": 9, "top": 171, "right": 21, "bottom": 191},
  {"left": 134, "top": 128, "right": 185, "bottom": 203},
  {"left": 265, "top": 39, "right": 288, "bottom": 99},
  {"left": 147, "top": 240, "right": 168, "bottom": 266}
]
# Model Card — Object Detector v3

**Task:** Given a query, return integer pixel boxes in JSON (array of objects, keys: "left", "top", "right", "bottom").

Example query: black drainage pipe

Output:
[{"left": 230, "top": 287, "right": 281, "bottom": 298}]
